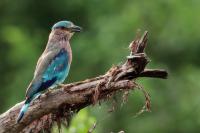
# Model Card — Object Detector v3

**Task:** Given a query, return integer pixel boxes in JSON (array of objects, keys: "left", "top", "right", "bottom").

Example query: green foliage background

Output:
[{"left": 0, "top": 0, "right": 200, "bottom": 132}]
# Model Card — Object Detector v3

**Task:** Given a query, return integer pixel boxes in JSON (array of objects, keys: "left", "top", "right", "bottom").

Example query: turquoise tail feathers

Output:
[
  {"left": 17, "top": 93, "right": 41, "bottom": 123},
  {"left": 17, "top": 102, "right": 30, "bottom": 123}
]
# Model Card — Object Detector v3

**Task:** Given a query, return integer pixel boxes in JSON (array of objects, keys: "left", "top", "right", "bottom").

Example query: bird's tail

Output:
[{"left": 17, "top": 100, "right": 30, "bottom": 123}]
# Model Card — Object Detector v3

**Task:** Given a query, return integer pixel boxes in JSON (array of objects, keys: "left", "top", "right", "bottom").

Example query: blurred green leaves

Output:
[
  {"left": 0, "top": 0, "right": 200, "bottom": 132},
  {"left": 67, "top": 109, "right": 96, "bottom": 133},
  {"left": 51, "top": 109, "right": 96, "bottom": 133}
]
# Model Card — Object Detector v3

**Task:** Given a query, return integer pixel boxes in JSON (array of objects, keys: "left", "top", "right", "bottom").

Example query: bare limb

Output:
[{"left": 0, "top": 31, "right": 168, "bottom": 133}]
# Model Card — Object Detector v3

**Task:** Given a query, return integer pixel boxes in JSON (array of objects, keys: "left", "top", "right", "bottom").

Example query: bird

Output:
[{"left": 17, "top": 20, "right": 82, "bottom": 123}]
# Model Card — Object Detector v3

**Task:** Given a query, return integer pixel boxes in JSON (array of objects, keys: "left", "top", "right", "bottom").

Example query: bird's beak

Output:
[{"left": 70, "top": 25, "right": 82, "bottom": 32}]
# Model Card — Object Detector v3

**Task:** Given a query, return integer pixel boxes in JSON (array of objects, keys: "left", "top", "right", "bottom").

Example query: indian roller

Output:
[{"left": 17, "top": 20, "right": 81, "bottom": 122}]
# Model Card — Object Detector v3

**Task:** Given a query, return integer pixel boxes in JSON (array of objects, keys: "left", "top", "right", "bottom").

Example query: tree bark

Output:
[{"left": 0, "top": 31, "right": 168, "bottom": 133}]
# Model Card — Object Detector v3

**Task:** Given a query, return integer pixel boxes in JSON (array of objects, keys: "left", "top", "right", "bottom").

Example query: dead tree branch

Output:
[{"left": 0, "top": 31, "right": 168, "bottom": 133}]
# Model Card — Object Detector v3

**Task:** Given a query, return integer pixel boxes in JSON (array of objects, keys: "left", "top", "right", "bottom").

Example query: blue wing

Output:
[
  {"left": 43, "top": 49, "right": 69, "bottom": 84},
  {"left": 26, "top": 49, "right": 70, "bottom": 99}
]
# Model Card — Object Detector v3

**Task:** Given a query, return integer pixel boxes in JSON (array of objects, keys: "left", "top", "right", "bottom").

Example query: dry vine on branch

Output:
[{"left": 0, "top": 31, "right": 168, "bottom": 133}]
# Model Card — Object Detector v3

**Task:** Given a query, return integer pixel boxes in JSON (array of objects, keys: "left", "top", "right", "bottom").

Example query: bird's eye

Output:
[{"left": 60, "top": 26, "right": 66, "bottom": 30}]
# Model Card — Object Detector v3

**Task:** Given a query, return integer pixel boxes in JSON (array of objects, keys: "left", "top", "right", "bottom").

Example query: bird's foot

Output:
[
  {"left": 57, "top": 83, "right": 66, "bottom": 88},
  {"left": 45, "top": 88, "right": 53, "bottom": 96}
]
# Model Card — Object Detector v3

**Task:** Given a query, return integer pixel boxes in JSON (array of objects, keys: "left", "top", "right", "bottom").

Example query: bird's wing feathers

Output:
[
  {"left": 26, "top": 48, "right": 69, "bottom": 98},
  {"left": 42, "top": 49, "right": 69, "bottom": 82},
  {"left": 34, "top": 50, "right": 58, "bottom": 77}
]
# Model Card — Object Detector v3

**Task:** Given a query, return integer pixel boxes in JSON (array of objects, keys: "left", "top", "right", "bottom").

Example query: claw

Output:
[
  {"left": 45, "top": 88, "right": 53, "bottom": 96},
  {"left": 57, "top": 83, "right": 65, "bottom": 88}
]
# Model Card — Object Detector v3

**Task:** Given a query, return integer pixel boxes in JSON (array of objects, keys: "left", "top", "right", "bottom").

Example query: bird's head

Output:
[{"left": 51, "top": 20, "right": 82, "bottom": 39}]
